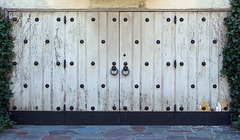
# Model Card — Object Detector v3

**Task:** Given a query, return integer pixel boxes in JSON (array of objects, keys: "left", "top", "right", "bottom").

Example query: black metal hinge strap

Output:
[
  {"left": 64, "top": 60, "right": 66, "bottom": 69},
  {"left": 174, "top": 16, "right": 177, "bottom": 24},
  {"left": 64, "top": 16, "right": 66, "bottom": 24},
  {"left": 174, "top": 60, "right": 177, "bottom": 69}
]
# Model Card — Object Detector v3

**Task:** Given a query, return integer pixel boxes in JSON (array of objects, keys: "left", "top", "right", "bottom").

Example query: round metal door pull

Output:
[
  {"left": 111, "top": 66, "right": 119, "bottom": 76},
  {"left": 122, "top": 68, "right": 130, "bottom": 76},
  {"left": 80, "top": 84, "right": 84, "bottom": 88},
  {"left": 70, "top": 106, "right": 74, "bottom": 110}
]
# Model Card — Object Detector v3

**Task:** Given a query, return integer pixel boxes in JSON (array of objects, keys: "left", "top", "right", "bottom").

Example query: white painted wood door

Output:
[{"left": 9, "top": 11, "right": 229, "bottom": 112}]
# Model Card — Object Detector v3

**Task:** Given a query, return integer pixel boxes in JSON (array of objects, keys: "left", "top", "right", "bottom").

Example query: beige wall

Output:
[{"left": 1, "top": 0, "right": 230, "bottom": 11}]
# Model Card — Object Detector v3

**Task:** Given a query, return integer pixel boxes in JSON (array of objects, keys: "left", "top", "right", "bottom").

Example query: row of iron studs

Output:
[{"left": 12, "top": 17, "right": 227, "bottom": 23}]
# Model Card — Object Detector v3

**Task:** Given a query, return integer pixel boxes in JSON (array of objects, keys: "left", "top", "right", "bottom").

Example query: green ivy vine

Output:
[
  {"left": 221, "top": 0, "right": 240, "bottom": 126},
  {"left": 0, "top": 8, "right": 15, "bottom": 130}
]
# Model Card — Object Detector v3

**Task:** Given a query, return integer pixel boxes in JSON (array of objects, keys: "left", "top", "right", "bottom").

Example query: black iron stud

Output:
[
  {"left": 24, "top": 84, "right": 28, "bottom": 88},
  {"left": 24, "top": 40, "right": 28, "bottom": 44},
  {"left": 80, "top": 40, "right": 84, "bottom": 44},
  {"left": 135, "top": 84, "right": 139, "bottom": 89},
  {"left": 56, "top": 17, "right": 61, "bottom": 22},
  {"left": 101, "top": 84, "right": 105, "bottom": 88},
  {"left": 202, "top": 107, "right": 206, "bottom": 110},
  {"left": 35, "top": 106, "right": 38, "bottom": 110},
  {"left": 224, "top": 106, "right": 228, "bottom": 111},
  {"left": 166, "top": 18, "right": 171, "bottom": 22},
  {"left": 112, "top": 18, "right": 117, "bottom": 22},
  {"left": 166, "top": 107, "right": 170, "bottom": 111},
  {"left": 145, "top": 18, "right": 149, "bottom": 22},
  {"left": 13, "top": 62, "right": 17, "bottom": 66},
  {"left": 13, "top": 17, "right": 17, "bottom": 21},
  {"left": 123, "top": 106, "right": 127, "bottom": 110},
  {"left": 13, "top": 106, "right": 17, "bottom": 110},
  {"left": 70, "top": 18, "right": 74, "bottom": 22},
  {"left": 112, "top": 106, "right": 117, "bottom": 110},
  {"left": 202, "top": 62, "right": 206, "bottom": 66},
  {"left": 45, "top": 40, "right": 50, "bottom": 44},
  {"left": 145, "top": 106, "right": 149, "bottom": 111},
  {"left": 179, "top": 107, "right": 184, "bottom": 111},
  {"left": 191, "top": 40, "right": 195, "bottom": 44},
  {"left": 166, "top": 62, "right": 171, "bottom": 66},
  {"left": 80, "top": 84, "right": 84, "bottom": 88},
  {"left": 56, "top": 107, "right": 61, "bottom": 110},
  {"left": 70, "top": 62, "right": 74, "bottom": 66},
  {"left": 224, "top": 17, "right": 227, "bottom": 22},
  {"left": 123, "top": 54, "right": 126, "bottom": 57},
  {"left": 135, "top": 40, "right": 139, "bottom": 44},
  {"left": 112, "top": 62, "right": 116, "bottom": 65},
  {"left": 180, "top": 62, "right": 184, "bottom": 66},
  {"left": 56, "top": 62, "right": 60, "bottom": 66},
  {"left": 101, "top": 40, "right": 105, "bottom": 44},
  {"left": 145, "top": 62, "right": 149, "bottom": 66},
  {"left": 91, "top": 61, "right": 95, "bottom": 66},
  {"left": 45, "top": 84, "right": 49, "bottom": 88},
  {"left": 156, "top": 40, "right": 160, "bottom": 44},
  {"left": 156, "top": 84, "right": 160, "bottom": 88},
  {"left": 91, "top": 18, "right": 95, "bottom": 22},
  {"left": 124, "top": 62, "right": 128, "bottom": 65},
  {"left": 123, "top": 18, "right": 128, "bottom": 22},
  {"left": 191, "top": 84, "right": 195, "bottom": 88},
  {"left": 213, "top": 84, "right": 217, "bottom": 88},
  {"left": 91, "top": 106, "right": 95, "bottom": 111},
  {"left": 70, "top": 106, "right": 74, "bottom": 110},
  {"left": 213, "top": 40, "right": 217, "bottom": 44},
  {"left": 35, "top": 18, "right": 39, "bottom": 22},
  {"left": 202, "top": 17, "right": 206, "bottom": 22},
  {"left": 180, "top": 18, "right": 184, "bottom": 22}
]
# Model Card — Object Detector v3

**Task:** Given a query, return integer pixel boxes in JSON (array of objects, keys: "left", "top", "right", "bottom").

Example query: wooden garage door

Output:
[{"left": 9, "top": 11, "right": 229, "bottom": 112}]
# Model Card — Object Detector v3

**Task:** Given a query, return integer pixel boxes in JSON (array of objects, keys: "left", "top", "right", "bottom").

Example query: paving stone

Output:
[
  {"left": 77, "top": 127, "right": 102, "bottom": 134},
  {"left": 211, "top": 126, "right": 240, "bottom": 134},
  {"left": 167, "top": 130, "right": 193, "bottom": 133},
  {"left": 27, "top": 130, "right": 48, "bottom": 135},
  {"left": 42, "top": 135, "right": 72, "bottom": 140},
  {"left": 132, "top": 132, "right": 156, "bottom": 137},
  {"left": 16, "top": 131, "right": 29, "bottom": 135},
  {"left": 186, "top": 137, "right": 211, "bottom": 140},
  {"left": 105, "top": 136, "right": 135, "bottom": 140},
  {"left": 166, "top": 136, "right": 185, "bottom": 140},
  {"left": 185, "top": 132, "right": 214, "bottom": 138},
  {"left": 103, "top": 128, "right": 133, "bottom": 138},
  {"left": 14, "top": 135, "right": 43, "bottom": 140},
  {"left": 49, "top": 129, "right": 77, "bottom": 135},
  {"left": 131, "top": 125, "right": 146, "bottom": 132}
]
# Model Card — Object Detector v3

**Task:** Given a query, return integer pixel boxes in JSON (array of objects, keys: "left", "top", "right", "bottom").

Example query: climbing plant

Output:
[
  {"left": 221, "top": 0, "right": 240, "bottom": 127},
  {"left": 0, "top": 8, "right": 15, "bottom": 130}
]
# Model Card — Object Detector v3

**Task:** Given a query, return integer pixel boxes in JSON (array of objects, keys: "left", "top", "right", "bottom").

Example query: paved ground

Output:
[{"left": 0, "top": 125, "right": 240, "bottom": 140}]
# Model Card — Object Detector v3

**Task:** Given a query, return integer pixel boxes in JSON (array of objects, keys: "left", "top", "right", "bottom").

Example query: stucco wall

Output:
[{"left": 0, "top": 0, "right": 230, "bottom": 10}]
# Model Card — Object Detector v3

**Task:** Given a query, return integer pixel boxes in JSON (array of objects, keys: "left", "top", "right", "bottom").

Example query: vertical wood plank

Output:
[
  {"left": 175, "top": 12, "right": 188, "bottom": 111},
  {"left": 42, "top": 12, "right": 53, "bottom": 111},
  {"left": 65, "top": 12, "right": 78, "bottom": 111},
  {"left": 86, "top": 12, "right": 99, "bottom": 111},
  {"left": 209, "top": 12, "right": 219, "bottom": 111},
  {"left": 132, "top": 12, "right": 141, "bottom": 111},
  {"left": 30, "top": 12, "right": 43, "bottom": 111},
  {"left": 197, "top": 12, "right": 210, "bottom": 110},
  {"left": 141, "top": 12, "right": 154, "bottom": 111},
  {"left": 78, "top": 12, "right": 86, "bottom": 111},
  {"left": 161, "top": 12, "right": 176, "bottom": 111},
  {"left": 106, "top": 12, "right": 120, "bottom": 111},
  {"left": 52, "top": 12, "right": 65, "bottom": 111},
  {"left": 9, "top": 12, "right": 23, "bottom": 111},
  {"left": 21, "top": 12, "right": 31, "bottom": 110},
  {"left": 218, "top": 12, "right": 230, "bottom": 111},
  {"left": 187, "top": 12, "right": 198, "bottom": 111},
  {"left": 154, "top": 12, "right": 163, "bottom": 111},
  {"left": 120, "top": 12, "right": 133, "bottom": 111},
  {"left": 98, "top": 12, "right": 107, "bottom": 111}
]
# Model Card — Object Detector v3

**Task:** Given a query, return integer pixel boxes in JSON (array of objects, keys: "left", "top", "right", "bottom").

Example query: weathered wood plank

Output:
[
  {"left": 197, "top": 12, "right": 210, "bottom": 110},
  {"left": 52, "top": 12, "right": 65, "bottom": 111},
  {"left": 86, "top": 12, "right": 99, "bottom": 111},
  {"left": 106, "top": 12, "right": 120, "bottom": 111},
  {"left": 141, "top": 12, "right": 154, "bottom": 111},
  {"left": 187, "top": 12, "right": 198, "bottom": 111},
  {"left": 65, "top": 12, "right": 78, "bottom": 111}
]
